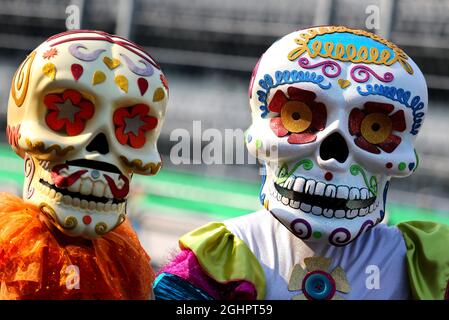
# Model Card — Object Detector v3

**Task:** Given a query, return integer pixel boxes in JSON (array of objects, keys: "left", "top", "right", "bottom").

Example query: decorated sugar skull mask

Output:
[
  {"left": 7, "top": 30, "right": 169, "bottom": 239},
  {"left": 246, "top": 26, "right": 427, "bottom": 246}
]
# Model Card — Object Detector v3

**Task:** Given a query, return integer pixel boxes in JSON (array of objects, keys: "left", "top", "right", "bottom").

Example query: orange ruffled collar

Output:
[{"left": 0, "top": 192, "right": 154, "bottom": 300}]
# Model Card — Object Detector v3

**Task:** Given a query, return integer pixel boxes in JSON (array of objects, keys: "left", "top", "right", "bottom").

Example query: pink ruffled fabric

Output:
[{"left": 160, "top": 249, "right": 257, "bottom": 300}]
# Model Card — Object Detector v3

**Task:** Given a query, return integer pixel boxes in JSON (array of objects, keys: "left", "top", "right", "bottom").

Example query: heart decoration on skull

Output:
[
  {"left": 6, "top": 30, "right": 169, "bottom": 239},
  {"left": 246, "top": 26, "right": 427, "bottom": 246}
]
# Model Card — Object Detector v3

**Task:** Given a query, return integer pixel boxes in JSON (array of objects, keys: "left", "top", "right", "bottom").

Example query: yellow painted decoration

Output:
[
  {"left": 11, "top": 51, "right": 36, "bottom": 107},
  {"left": 338, "top": 79, "right": 351, "bottom": 89},
  {"left": 103, "top": 56, "right": 121, "bottom": 70},
  {"left": 288, "top": 26, "right": 413, "bottom": 75},
  {"left": 92, "top": 70, "right": 106, "bottom": 85},
  {"left": 304, "top": 256, "right": 331, "bottom": 272},
  {"left": 263, "top": 198, "right": 269, "bottom": 210},
  {"left": 119, "top": 156, "right": 162, "bottom": 175},
  {"left": 360, "top": 112, "right": 392, "bottom": 144},
  {"left": 42, "top": 62, "right": 56, "bottom": 80},
  {"left": 115, "top": 75, "right": 128, "bottom": 93},
  {"left": 280, "top": 101, "right": 312, "bottom": 133},
  {"left": 153, "top": 87, "right": 165, "bottom": 102},
  {"left": 288, "top": 256, "right": 351, "bottom": 300},
  {"left": 25, "top": 138, "right": 74, "bottom": 158},
  {"left": 288, "top": 263, "right": 307, "bottom": 291},
  {"left": 180, "top": 222, "right": 266, "bottom": 299}
]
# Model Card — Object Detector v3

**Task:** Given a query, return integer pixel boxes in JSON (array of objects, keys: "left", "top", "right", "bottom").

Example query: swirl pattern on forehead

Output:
[
  {"left": 350, "top": 65, "right": 394, "bottom": 83},
  {"left": 287, "top": 26, "right": 413, "bottom": 75},
  {"left": 46, "top": 30, "right": 160, "bottom": 69},
  {"left": 298, "top": 57, "right": 342, "bottom": 78},
  {"left": 68, "top": 43, "right": 106, "bottom": 61},
  {"left": 120, "top": 53, "right": 154, "bottom": 77}
]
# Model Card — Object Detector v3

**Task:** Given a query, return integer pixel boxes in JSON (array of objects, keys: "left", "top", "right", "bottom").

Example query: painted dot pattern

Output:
[
  {"left": 302, "top": 271, "right": 336, "bottom": 300},
  {"left": 83, "top": 215, "right": 92, "bottom": 225},
  {"left": 398, "top": 162, "right": 406, "bottom": 171},
  {"left": 313, "top": 231, "right": 322, "bottom": 238},
  {"left": 324, "top": 172, "right": 333, "bottom": 181},
  {"left": 91, "top": 170, "right": 100, "bottom": 179}
]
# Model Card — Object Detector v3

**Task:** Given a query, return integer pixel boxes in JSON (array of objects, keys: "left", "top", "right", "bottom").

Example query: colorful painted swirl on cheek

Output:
[
  {"left": 290, "top": 218, "right": 312, "bottom": 239},
  {"left": 328, "top": 219, "right": 375, "bottom": 247},
  {"left": 24, "top": 154, "right": 35, "bottom": 199}
]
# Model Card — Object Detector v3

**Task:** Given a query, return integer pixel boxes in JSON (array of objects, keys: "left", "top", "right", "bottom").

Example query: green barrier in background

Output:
[{"left": 0, "top": 143, "right": 448, "bottom": 225}]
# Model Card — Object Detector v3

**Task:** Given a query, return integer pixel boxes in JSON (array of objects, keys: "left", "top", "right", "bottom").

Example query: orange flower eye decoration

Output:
[
  {"left": 113, "top": 104, "right": 158, "bottom": 149},
  {"left": 268, "top": 87, "right": 327, "bottom": 144},
  {"left": 44, "top": 89, "right": 94, "bottom": 136},
  {"left": 349, "top": 102, "right": 406, "bottom": 154}
]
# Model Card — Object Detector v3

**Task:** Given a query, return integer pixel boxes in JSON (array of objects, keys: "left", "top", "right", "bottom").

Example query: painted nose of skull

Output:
[
  {"left": 319, "top": 132, "right": 349, "bottom": 163},
  {"left": 86, "top": 132, "right": 110, "bottom": 155}
]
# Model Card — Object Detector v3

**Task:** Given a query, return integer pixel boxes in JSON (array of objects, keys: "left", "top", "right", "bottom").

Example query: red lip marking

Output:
[
  {"left": 51, "top": 164, "right": 87, "bottom": 188},
  {"left": 104, "top": 174, "right": 129, "bottom": 199}
]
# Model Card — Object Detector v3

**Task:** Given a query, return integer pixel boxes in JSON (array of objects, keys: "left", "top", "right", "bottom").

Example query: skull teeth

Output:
[
  {"left": 34, "top": 163, "right": 126, "bottom": 212},
  {"left": 272, "top": 176, "right": 379, "bottom": 219},
  {"left": 278, "top": 176, "right": 372, "bottom": 200},
  {"left": 37, "top": 178, "right": 126, "bottom": 213}
]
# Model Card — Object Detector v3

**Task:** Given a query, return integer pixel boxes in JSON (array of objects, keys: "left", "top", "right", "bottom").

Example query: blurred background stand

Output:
[{"left": 0, "top": 0, "right": 448, "bottom": 268}]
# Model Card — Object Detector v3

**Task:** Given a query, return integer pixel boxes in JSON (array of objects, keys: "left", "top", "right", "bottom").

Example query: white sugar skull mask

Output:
[
  {"left": 7, "top": 30, "right": 169, "bottom": 239},
  {"left": 246, "top": 26, "right": 427, "bottom": 246}
]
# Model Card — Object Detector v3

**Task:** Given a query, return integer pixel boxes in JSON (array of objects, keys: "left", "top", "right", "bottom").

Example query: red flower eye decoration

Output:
[
  {"left": 113, "top": 104, "right": 158, "bottom": 149},
  {"left": 44, "top": 89, "right": 95, "bottom": 136},
  {"left": 268, "top": 87, "right": 327, "bottom": 144},
  {"left": 349, "top": 102, "right": 406, "bottom": 154}
]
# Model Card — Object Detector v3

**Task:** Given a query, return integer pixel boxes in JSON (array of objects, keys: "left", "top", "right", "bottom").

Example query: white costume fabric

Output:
[{"left": 225, "top": 210, "right": 410, "bottom": 300}]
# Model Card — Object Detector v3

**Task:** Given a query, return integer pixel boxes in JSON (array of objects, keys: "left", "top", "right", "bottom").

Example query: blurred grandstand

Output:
[{"left": 0, "top": 0, "right": 448, "bottom": 266}]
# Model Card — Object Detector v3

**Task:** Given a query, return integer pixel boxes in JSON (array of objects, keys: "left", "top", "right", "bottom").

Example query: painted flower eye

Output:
[
  {"left": 280, "top": 101, "right": 312, "bottom": 133},
  {"left": 44, "top": 89, "right": 94, "bottom": 136},
  {"left": 360, "top": 113, "right": 392, "bottom": 144},
  {"left": 268, "top": 87, "right": 327, "bottom": 144},
  {"left": 349, "top": 102, "right": 406, "bottom": 154},
  {"left": 113, "top": 104, "right": 158, "bottom": 149}
]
